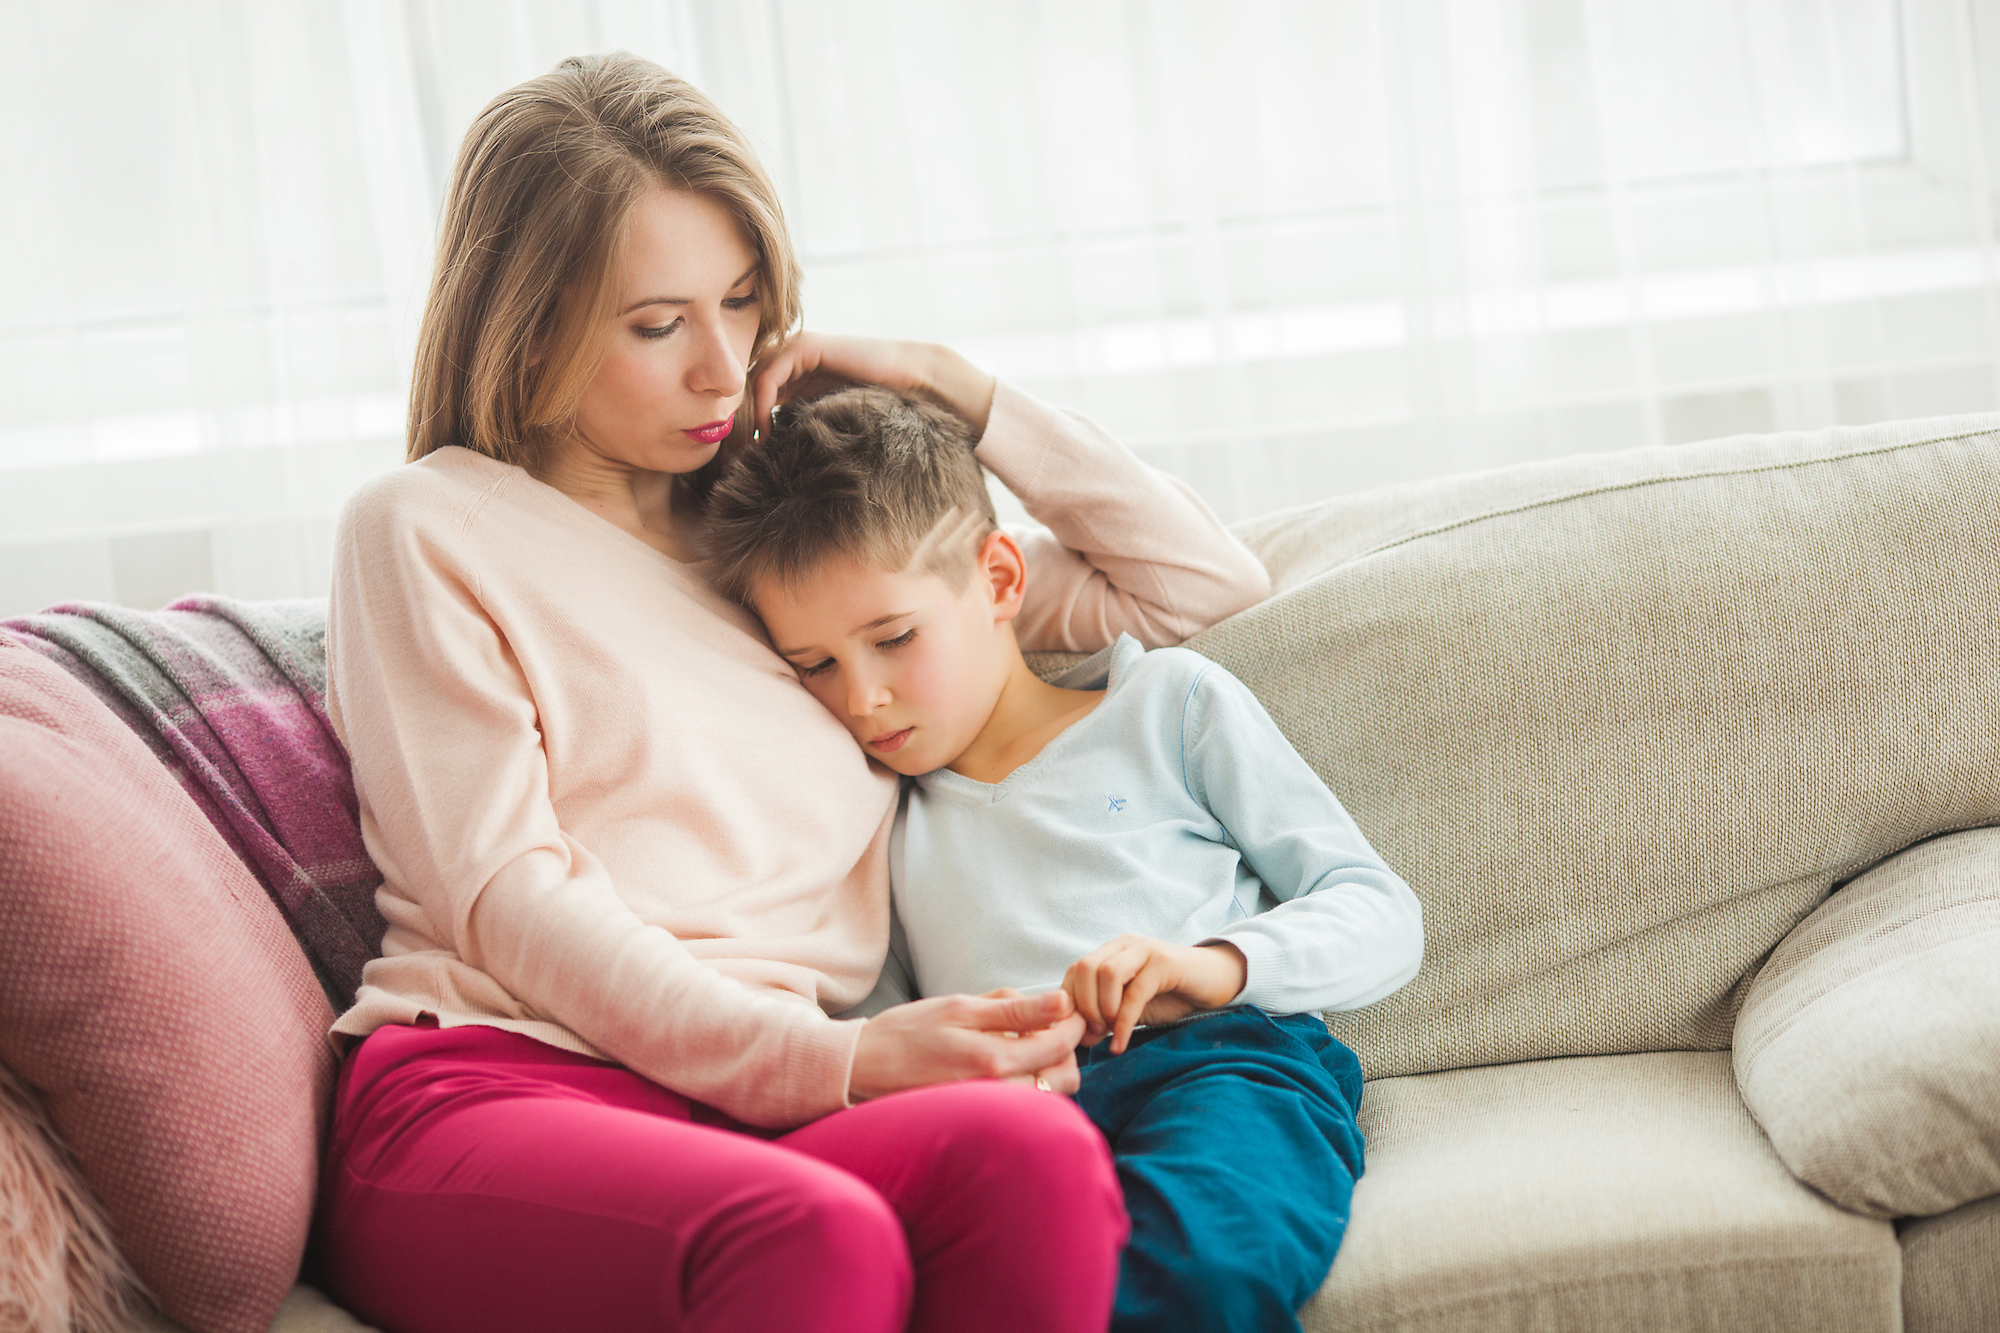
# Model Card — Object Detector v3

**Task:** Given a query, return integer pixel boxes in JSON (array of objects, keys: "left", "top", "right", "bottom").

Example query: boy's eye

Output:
[
  {"left": 878, "top": 629, "right": 916, "bottom": 650},
  {"left": 795, "top": 658, "right": 834, "bottom": 678}
]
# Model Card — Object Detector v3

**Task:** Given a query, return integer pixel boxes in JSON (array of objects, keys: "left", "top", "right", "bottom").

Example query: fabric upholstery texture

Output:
[
  {"left": 1196, "top": 414, "right": 2000, "bottom": 1079},
  {"left": 0, "top": 1063, "right": 147, "bottom": 1333},
  {"left": 1898, "top": 1194, "right": 2000, "bottom": 1333},
  {"left": 0, "top": 635, "right": 338, "bottom": 1333},
  {"left": 1733, "top": 827, "right": 2000, "bottom": 1219},
  {"left": 3, "top": 596, "right": 385, "bottom": 1009},
  {"left": 1301, "top": 1051, "right": 1900, "bottom": 1333}
]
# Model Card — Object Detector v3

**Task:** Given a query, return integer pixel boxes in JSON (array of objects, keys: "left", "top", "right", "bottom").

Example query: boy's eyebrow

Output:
[
  {"left": 619, "top": 262, "right": 759, "bottom": 315},
  {"left": 774, "top": 611, "right": 913, "bottom": 657}
]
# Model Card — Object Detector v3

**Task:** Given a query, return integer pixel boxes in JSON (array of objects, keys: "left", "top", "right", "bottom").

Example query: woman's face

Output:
[{"left": 565, "top": 186, "right": 763, "bottom": 476}]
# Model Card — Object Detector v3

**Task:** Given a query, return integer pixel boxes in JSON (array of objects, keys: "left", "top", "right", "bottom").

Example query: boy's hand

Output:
[{"left": 1064, "top": 936, "right": 1249, "bottom": 1054}]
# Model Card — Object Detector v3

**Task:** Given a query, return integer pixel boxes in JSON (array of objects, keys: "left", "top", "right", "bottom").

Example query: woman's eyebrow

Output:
[{"left": 619, "top": 263, "right": 760, "bottom": 316}]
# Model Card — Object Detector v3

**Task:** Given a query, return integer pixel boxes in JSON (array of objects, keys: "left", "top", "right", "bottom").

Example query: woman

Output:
[{"left": 313, "top": 52, "right": 1270, "bottom": 1333}]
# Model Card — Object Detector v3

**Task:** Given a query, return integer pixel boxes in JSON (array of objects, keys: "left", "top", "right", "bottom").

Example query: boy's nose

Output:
[{"left": 846, "top": 680, "right": 890, "bottom": 716}]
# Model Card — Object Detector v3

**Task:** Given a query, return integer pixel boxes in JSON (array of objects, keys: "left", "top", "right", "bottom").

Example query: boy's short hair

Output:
[{"left": 706, "top": 386, "right": 998, "bottom": 604}]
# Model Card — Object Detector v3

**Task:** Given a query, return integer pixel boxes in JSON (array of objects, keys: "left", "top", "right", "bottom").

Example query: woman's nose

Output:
[{"left": 687, "top": 313, "right": 747, "bottom": 399}]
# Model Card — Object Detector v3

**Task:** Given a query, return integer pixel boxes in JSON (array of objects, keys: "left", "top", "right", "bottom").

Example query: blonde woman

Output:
[{"left": 313, "top": 53, "right": 1270, "bottom": 1333}]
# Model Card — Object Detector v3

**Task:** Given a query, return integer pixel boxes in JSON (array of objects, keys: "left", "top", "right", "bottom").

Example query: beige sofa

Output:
[
  {"left": 1191, "top": 412, "right": 2000, "bottom": 1331},
  {"left": 12, "top": 412, "right": 2000, "bottom": 1332}
]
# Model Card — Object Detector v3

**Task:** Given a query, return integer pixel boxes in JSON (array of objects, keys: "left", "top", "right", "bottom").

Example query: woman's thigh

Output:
[
  {"left": 313, "top": 1023, "right": 911, "bottom": 1333},
  {"left": 780, "top": 1080, "right": 1128, "bottom": 1333}
]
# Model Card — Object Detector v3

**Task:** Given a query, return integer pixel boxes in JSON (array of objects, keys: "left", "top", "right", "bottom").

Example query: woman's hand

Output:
[
  {"left": 848, "top": 989, "right": 1085, "bottom": 1102},
  {"left": 751, "top": 334, "right": 998, "bottom": 439},
  {"left": 1064, "top": 936, "right": 1248, "bottom": 1055}
]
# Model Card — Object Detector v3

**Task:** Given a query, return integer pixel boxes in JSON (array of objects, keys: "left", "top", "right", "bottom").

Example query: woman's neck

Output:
[{"left": 535, "top": 445, "right": 700, "bottom": 562}]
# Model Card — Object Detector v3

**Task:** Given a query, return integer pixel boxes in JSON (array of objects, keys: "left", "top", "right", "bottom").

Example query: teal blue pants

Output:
[{"left": 1073, "top": 1006, "right": 1365, "bottom": 1333}]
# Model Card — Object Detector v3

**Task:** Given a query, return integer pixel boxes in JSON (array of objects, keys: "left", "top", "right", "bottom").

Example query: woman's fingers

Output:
[
  {"left": 977, "top": 987, "right": 1072, "bottom": 1036},
  {"left": 993, "top": 1011, "right": 1085, "bottom": 1076},
  {"left": 750, "top": 336, "right": 820, "bottom": 435},
  {"left": 1031, "top": 1047, "right": 1083, "bottom": 1096},
  {"left": 750, "top": 334, "right": 996, "bottom": 437}
]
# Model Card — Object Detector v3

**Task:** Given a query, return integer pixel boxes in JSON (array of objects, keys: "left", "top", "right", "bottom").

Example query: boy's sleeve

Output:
[
  {"left": 1181, "top": 663, "right": 1425, "bottom": 1014},
  {"left": 973, "top": 381, "right": 1271, "bottom": 652}
]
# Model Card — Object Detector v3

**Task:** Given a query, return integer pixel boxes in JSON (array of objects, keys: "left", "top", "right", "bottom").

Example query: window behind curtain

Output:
[{"left": 2, "top": 0, "right": 1994, "bottom": 617}]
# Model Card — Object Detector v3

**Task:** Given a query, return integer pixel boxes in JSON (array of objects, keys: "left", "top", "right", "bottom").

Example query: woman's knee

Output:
[
  {"left": 925, "top": 1082, "right": 1125, "bottom": 1226},
  {"left": 676, "top": 1159, "right": 915, "bottom": 1331},
  {"left": 698, "top": 1154, "right": 913, "bottom": 1286}
]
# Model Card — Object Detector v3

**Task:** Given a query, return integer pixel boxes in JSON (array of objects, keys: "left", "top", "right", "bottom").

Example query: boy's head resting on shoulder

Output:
[{"left": 706, "top": 386, "right": 1035, "bottom": 777}]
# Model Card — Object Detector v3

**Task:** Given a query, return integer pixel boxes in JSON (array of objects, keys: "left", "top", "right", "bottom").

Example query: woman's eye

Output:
[
  {"left": 723, "top": 293, "right": 759, "bottom": 311},
  {"left": 796, "top": 658, "right": 834, "bottom": 678},
  {"left": 879, "top": 629, "right": 916, "bottom": 651},
  {"left": 636, "top": 318, "right": 682, "bottom": 340}
]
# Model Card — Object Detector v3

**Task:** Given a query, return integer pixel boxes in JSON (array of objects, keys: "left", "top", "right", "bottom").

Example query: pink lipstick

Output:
[{"left": 684, "top": 414, "right": 734, "bottom": 444}]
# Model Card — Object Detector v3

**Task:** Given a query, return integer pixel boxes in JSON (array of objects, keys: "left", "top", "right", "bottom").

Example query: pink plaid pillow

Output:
[{"left": 0, "top": 635, "right": 337, "bottom": 1333}]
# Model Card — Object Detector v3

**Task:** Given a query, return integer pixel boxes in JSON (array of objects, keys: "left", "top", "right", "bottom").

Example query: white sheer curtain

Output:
[{"left": 5, "top": 0, "right": 1999, "bottom": 617}]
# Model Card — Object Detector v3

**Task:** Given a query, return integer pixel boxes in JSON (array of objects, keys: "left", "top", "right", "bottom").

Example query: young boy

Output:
[{"left": 706, "top": 387, "right": 1424, "bottom": 1333}]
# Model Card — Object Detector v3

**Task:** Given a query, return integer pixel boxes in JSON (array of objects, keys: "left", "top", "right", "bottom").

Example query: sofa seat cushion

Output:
[
  {"left": 1898, "top": 1194, "right": 2000, "bottom": 1333},
  {"left": 141, "top": 1285, "right": 381, "bottom": 1333},
  {"left": 1203, "top": 414, "right": 2000, "bottom": 1080},
  {"left": 0, "top": 635, "right": 338, "bottom": 1333},
  {"left": 1304, "top": 1051, "right": 1899, "bottom": 1333},
  {"left": 1733, "top": 827, "right": 2000, "bottom": 1219}
]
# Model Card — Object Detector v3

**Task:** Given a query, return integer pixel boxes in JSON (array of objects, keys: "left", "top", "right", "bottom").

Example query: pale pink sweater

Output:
[{"left": 326, "top": 382, "right": 1270, "bottom": 1127}]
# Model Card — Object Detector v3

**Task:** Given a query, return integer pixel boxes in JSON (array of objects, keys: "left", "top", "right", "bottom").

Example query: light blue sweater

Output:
[{"left": 886, "top": 635, "right": 1424, "bottom": 1016}]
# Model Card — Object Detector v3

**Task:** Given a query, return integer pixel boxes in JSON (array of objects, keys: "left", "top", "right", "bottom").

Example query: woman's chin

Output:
[{"left": 642, "top": 438, "right": 725, "bottom": 475}]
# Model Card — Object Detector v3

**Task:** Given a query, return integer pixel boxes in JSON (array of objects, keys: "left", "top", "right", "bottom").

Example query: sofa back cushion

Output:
[
  {"left": 0, "top": 634, "right": 337, "bottom": 1333},
  {"left": 1733, "top": 827, "right": 2000, "bottom": 1219},
  {"left": 1195, "top": 414, "right": 2000, "bottom": 1079}
]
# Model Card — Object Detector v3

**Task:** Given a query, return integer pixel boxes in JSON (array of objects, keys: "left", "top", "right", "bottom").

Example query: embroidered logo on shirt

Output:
[{"left": 1106, "top": 795, "right": 1127, "bottom": 813}]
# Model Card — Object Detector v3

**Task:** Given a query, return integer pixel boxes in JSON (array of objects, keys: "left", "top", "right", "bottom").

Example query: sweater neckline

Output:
[{"left": 433, "top": 446, "right": 730, "bottom": 599}]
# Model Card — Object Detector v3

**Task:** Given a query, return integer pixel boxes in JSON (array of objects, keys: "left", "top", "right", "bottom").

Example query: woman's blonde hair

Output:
[{"left": 407, "top": 52, "right": 799, "bottom": 477}]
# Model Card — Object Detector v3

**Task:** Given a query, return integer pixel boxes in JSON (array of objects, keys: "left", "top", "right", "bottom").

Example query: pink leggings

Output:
[{"left": 311, "top": 1021, "right": 1127, "bottom": 1333}]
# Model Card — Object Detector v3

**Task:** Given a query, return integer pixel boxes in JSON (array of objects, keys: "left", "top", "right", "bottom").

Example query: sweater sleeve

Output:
[
  {"left": 1180, "top": 663, "right": 1426, "bottom": 1015},
  {"left": 328, "top": 476, "right": 862, "bottom": 1128},
  {"left": 974, "top": 381, "right": 1271, "bottom": 652}
]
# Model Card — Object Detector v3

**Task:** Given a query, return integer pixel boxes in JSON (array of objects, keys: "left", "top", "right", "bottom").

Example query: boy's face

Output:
[{"left": 753, "top": 543, "right": 1016, "bottom": 777}]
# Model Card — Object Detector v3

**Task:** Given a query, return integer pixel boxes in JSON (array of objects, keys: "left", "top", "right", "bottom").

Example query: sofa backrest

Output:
[{"left": 1194, "top": 413, "right": 2000, "bottom": 1080}]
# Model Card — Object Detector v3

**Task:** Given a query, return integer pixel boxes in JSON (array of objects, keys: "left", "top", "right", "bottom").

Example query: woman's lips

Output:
[
  {"left": 684, "top": 414, "right": 734, "bottom": 444},
  {"left": 868, "top": 727, "right": 913, "bottom": 754}
]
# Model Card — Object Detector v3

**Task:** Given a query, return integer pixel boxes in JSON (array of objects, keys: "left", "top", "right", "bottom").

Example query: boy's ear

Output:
[{"left": 979, "top": 529, "right": 1028, "bottom": 623}]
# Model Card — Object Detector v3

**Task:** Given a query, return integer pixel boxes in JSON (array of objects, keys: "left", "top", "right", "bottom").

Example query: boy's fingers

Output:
[
  {"left": 1096, "top": 944, "right": 1149, "bottom": 1037},
  {"left": 1112, "top": 963, "right": 1168, "bottom": 1054},
  {"left": 1064, "top": 976, "right": 1108, "bottom": 1045}
]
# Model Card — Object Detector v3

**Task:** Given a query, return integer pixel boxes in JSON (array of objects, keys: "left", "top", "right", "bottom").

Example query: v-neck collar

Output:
[{"left": 918, "top": 635, "right": 1144, "bottom": 804}]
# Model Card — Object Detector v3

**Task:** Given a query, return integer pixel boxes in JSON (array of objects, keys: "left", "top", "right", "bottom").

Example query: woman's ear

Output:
[{"left": 979, "top": 529, "right": 1028, "bottom": 623}]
